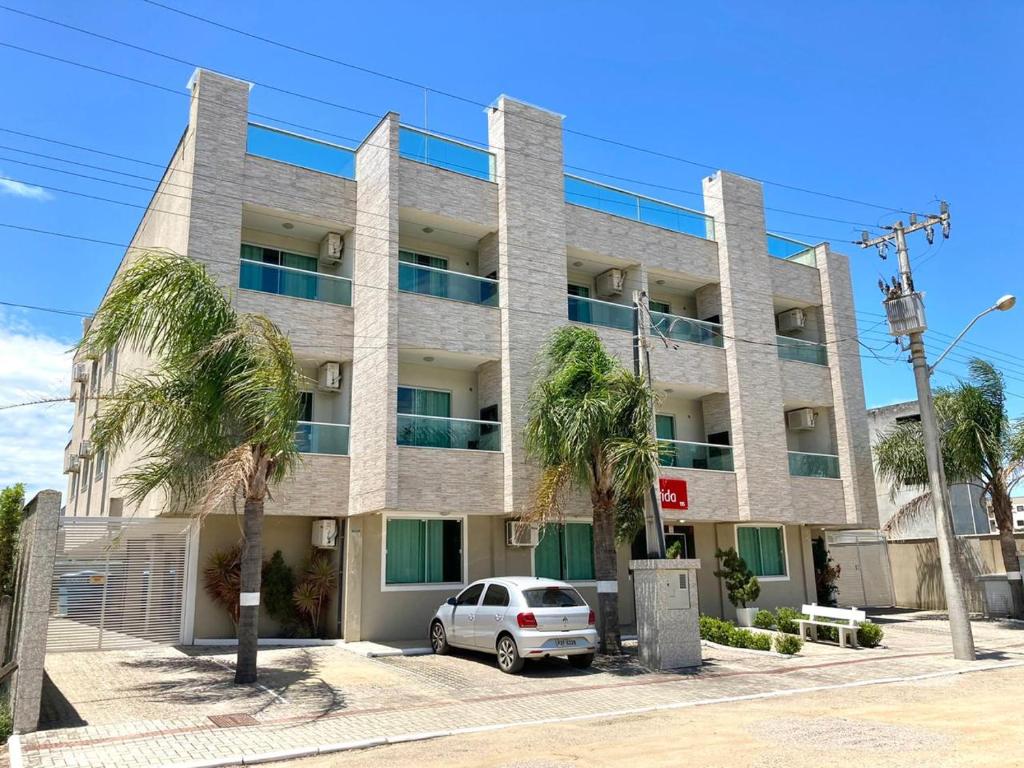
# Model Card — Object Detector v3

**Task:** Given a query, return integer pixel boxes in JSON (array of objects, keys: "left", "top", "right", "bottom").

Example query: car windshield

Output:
[{"left": 523, "top": 587, "right": 585, "bottom": 608}]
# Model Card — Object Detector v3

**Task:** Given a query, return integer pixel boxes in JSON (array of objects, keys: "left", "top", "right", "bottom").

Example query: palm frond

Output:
[{"left": 881, "top": 491, "right": 933, "bottom": 538}]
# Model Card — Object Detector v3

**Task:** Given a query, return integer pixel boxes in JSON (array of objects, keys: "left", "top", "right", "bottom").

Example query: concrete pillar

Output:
[
  {"left": 342, "top": 516, "right": 364, "bottom": 641},
  {"left": 487, "top": 97, "right": 567, "bottom": 516},
  {"left": 817, "top": 244, "right": 879, "bottom": 527},
  {"left": 703, "top": 172, "right": 792, "bottom": 522},
  {"left": 630, "top": 559, "right": 702, "bottom": 670},
  {"left": 349, "top": 114, "right": 401, "bottom": 516}
]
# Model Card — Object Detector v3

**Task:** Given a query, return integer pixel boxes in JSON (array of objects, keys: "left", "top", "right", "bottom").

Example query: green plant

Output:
[
  {"left": 203, "top": 545, "right": 242, "bottom": 626},
  {"left": 261, "top": 550, "right": 296, "bottom": 626},
  {"left": 666, "top": 539, "right": 685, "bottom": 559},
  {"left": 523, "top": 326, "right": 660, "bottom": 654},
  {"left": 293, "top": 551, "right": 338, "bottom": 637},
  {"left": 812, "top": 537, "right": 842, "bottom": 606},
  {"left": 746, "top": 631, "right": 772, "bottom": 651},
  {"left": 80, "top": 252, "right": 303, "bottom": 683},
  {"left": 775, "top": 607, "right": 801, "bottom": 634},
  {"left": 0, "top": 699, "right": 11, "bottom": 744},
  {"left": 713, "top": 547, "right": 760, "bottom": 608},
  {"left": 0, "top": 484, "right": 24, "bottom": 597},
  {"left": 857, "top": 620, "right": 884, "bottom": 648},
  {"left": 753, "top": 609, "right": 776, "bottom": 629},
  {"left": 774, "top": 633, "right": 803, "bottom": 655},
  {"left": 699, "top": 615, "right": 733, "bottom": 644}
]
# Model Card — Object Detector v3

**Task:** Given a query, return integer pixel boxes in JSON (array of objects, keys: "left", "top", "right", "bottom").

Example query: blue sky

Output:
[{"left": 1, "top": 1, "right": 1022, "bottom": 494}]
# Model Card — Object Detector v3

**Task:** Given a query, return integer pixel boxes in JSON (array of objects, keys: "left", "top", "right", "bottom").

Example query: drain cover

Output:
[{"left": 208, "top": 713, "right": 259, "bottom": 728}]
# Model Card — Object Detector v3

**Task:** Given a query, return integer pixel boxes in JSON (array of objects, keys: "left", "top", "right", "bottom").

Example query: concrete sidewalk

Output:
[{"left": 15, "top": 615, "right": 1024, "bottom": 768}]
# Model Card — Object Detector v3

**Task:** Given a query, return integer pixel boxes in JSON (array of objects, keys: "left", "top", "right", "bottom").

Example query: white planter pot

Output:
[{"left": 735, "top": 607, "right": 757, "bottom": 627}]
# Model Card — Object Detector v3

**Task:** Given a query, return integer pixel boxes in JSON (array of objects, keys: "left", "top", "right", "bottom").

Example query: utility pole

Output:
[
  {"left": 860, "top": 204, "right": 976, "bottom": 661},
  {"left": 633, "top": 289, "right": 667, "bottom": 558}
]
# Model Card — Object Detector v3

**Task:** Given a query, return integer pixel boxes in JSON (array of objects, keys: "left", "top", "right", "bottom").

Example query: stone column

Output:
[{"left": 630, "top": 559, "right": 702, "bottom": 670}]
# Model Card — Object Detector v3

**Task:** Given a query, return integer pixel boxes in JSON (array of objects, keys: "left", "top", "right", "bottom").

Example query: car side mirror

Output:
[{"left": 446, "top": 597, "right": 457, "bottom": 606}]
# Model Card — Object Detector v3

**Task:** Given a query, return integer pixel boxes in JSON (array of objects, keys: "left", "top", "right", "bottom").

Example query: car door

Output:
[
  {"left": 476, "top": 583, "right": 511, "bottom": 651},
  {"left": 450, "top": 582, "right": 485, "bottom": 648}
]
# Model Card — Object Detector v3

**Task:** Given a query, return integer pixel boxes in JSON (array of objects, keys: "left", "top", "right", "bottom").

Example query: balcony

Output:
[
  {"left": 767, "top": 233, "right": 816, "bottom": 267},
  {"left": 788, "top": 451, "right": 840, "bottom": 478},
  {"left": 246, "top": 123, "right": 355, "bottom": 179},
  {"left": 295, "top": 422, "right": 349, "bottom": 456},
  {"left": 659, "top": 440, "right": 734, "bottom": 472},
  {"left": 565, "top": 175, "right": 715, "bottom": 241},
  {"left": 567, "top": 294, "right": 633, "bottom": 332},
  {"left": 397, "top": 414, "right": 501, "bottom": 451},
  {"left": 399, "top": 126, "right": 496, "bottom": 182},
  {"left": 398, "top": 262, "right": 498, "bottom": 306},
  {"left": 650, "top": 310, "right": 723, "bottom": 348},
  {"left": 239, "top": 260, "right": 352, "bottom": 306},
  {"left": 776, "top": 335, "right": 828, "bottom": 366}
]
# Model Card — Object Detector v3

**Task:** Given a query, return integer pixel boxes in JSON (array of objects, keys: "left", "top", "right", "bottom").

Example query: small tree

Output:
[
  {"left": 293, "top": 552, "right": 337, "bottom": 637},
  {"left": 0, "top": 484, "right": 25, "bottom": 596},
  {"left": 714, "top": 547, "right": 760, "bottom": 608},
  {"left": 203, "top": 545, "right": 242, "bottom": 627}
]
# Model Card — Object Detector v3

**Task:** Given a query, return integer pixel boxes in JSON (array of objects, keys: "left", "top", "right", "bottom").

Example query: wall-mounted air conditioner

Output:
[
  {"left": 72, "top": 362, "right": 88, "bottom": 383},
  {"left": 506, "top": 520, "right": 539, "bottom": 547},
  {"left": 776, "top": 308, "right": 806, "bottom": 332},
  {"left": 78, "top": 440, "right": 94, "bottom": 458},
  {"left": 319, "top": 232, "right": 344, "bottom": 266},
  {"left": 312, "top": 518, "right": 338, "bottom": 549},
  {"left": 63, "top": 454, "right": 81, "bottom": 474},
  {"left": 317, "top": 361, "right": 342, "bottom": 392},
  {"left": 786, "top": 408, "right": 816, "bottom": 431},
  {"left": 595, "top": 268, "right": 625, "bottom": 299}
]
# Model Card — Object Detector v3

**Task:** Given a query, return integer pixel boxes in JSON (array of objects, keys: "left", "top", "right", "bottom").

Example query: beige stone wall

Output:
[{"left": 397, "top": 158, "right": 498, "bottom": 230}]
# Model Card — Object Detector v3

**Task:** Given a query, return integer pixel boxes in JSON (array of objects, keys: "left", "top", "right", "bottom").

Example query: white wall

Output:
[{"left": 397, "top": 363, "right": 481, "bottom": 420}]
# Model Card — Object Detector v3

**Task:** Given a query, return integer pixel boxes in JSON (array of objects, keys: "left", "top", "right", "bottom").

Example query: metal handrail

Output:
[
  {"left": 568, "top": 294, "right": 634, "bottom": 311},
  {"left": 776, "top": 334, "right": 825, "bottom": 347},
  {"left": 399, "top": 261, "right": 499, "bottom": 283},
  {"left": 652, "top": 312, "right": 723, "bottom": 333},
  {"left": 660, "top": 438, "right": 734, "bottom": 450},
  {"left": 399, "top": 124, "right": 495, "bottom": 157},
  {"left": 297, "top": 420, "right": 350, "bottom": 428},
  {"left": 240, "top": 259, "right": 353, "bottom": 283},
  {"left": 398, "top": 413, "right": 502, "bottom": 426},
  {"left": 788, "top": 450, "right": 839, "bottom": 458}
]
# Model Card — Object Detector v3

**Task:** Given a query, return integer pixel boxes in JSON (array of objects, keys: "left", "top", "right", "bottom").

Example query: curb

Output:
[{"left": 8, "top": 734, "right": 23, "bottom": 768}]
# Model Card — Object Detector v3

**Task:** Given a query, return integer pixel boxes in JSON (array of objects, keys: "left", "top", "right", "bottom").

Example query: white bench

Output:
[{"left": 798, "top": 603, "right": 866, "bottom": 649}]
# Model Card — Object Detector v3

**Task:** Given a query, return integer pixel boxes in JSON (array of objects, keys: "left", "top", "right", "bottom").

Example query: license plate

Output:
[{"left": 555, "top": 639, "right": 577, "bottom": 647}]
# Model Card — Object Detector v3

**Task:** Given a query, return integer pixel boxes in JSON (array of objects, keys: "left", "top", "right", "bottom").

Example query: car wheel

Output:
[
  {"left": 496, "top": 635, "right": 524, "bottom": 674},
  {"left": 568, "top": 653, "right": 595, "bottom": 669},
  {"left": 430, "top": 620, "right": 450, "bottom": 655}
]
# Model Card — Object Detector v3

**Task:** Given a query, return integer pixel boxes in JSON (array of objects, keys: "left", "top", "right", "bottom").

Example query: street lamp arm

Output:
[{"left": 928, "top": 307, "right": 995, "bottom": 375}]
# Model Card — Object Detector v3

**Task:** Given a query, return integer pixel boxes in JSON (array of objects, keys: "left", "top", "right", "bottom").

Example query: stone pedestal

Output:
[{"left": 630, "top": 558, "right": 702, "bottom": 671}]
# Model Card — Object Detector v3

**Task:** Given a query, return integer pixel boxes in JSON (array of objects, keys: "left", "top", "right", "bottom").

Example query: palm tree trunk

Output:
[
  {"left": 990, "top": 484, "right": 1024, "bottom": 619},
  {"left": 235, "top": 497, "right": 264, "bottom": 684},
  {"left": 592, "top": 493, "right": 621, "bottom": 654}
]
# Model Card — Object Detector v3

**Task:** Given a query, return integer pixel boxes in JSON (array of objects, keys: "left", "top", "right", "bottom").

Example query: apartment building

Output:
[{"left": 62, "top": 68, "right": 878, "bottom": 643}]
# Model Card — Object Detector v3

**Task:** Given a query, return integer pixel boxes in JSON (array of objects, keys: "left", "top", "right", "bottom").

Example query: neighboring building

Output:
[
  {"left": 867, "top": 401, "right": 990, "bottom": 538},
  {"left": 63, "top": 69, "right": 879, "bottom": 643},
  {"left": 1012, "top": 498, "right": 1024, "bottom": 532}
]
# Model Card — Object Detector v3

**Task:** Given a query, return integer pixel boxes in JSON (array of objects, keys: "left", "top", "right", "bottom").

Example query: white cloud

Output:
[
  {"left": 0, "top": 313, "right": 73, "bottom": 500},
  {"left": 0, "top": 171, "right": 52, "bottom": 201}
]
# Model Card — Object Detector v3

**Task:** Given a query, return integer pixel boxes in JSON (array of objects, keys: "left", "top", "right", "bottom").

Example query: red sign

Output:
[{"left": 659, "top": 478, "right": 688, "bottom": 511}]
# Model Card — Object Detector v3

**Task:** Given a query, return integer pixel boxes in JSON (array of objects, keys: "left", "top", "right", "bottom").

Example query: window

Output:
[
  {"left": 736, "top": 526, "right": 787, "bottom": 578},
  {"left": 455, "top": 582, "right": 484, "bottom": 606},
  {"left": 397, "top": 386, "right": 452, "bottom": 448},
  {"left": 649, "top": 300, "right": 672, "bottom": 314},
  {"left": 95, "top": 449, "right": 106, "bottom": 482},
  {"left": 481, "top": 584, "right": 510, "bottom": 607},
  {"left": 399, "top": 250, "right": 450, "bottom": 298},
  {"left": 534, "top": 523, "right": 594, "bottom": 581},
  {"left": 69, "top": 472, "right": 78, "bottom": 498},
  {"left": 1016, "top": 505, "right": 1023, "bottom": 512},
  {"left": 523, "top": 587, "right": 585, "bottom": 608},
  {"left": 298, "top": 392, "right": 314, "bottom": 422},
  {"left": 240, "top": 243, "right": 320, "bottom": 300},
  {"left": 384, "top": 518, "right": 462, "bottom": 585},
  {"left": 567, "top": 284, "right": 592, "bottom": 324}
]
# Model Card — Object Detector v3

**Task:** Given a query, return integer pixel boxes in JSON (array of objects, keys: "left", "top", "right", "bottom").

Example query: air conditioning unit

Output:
[
  {"left": 776, "top": 308, "right": 806, "bottom": 332},
  {"left": 312, "top": 518, "right": 338, "bottom": 549},
  {"left": 319, "top": 232, "right": 344, "bottom": 266},
  {"left": 72, "top": 362, "right": 89, "bottom": 383},
  {"left": 63, "top": 454, "right": 81, "bottom": 474},
  {"left": 595, "top": 268, "right": 625, "bottom": 299},
  {"left": 317, "top": 361, "right": 342, "bottom": 392},
  {"left": 506, "top": 520, "right": 539, "bottom": 547},
  {"left": 78, "top": 440, "right": 94, "bottom": 458},
  {"left": 786, "top": 408, "right": 816, "bottom": 432}
]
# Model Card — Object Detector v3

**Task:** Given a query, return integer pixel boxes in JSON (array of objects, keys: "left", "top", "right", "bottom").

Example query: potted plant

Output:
[
  {"left": 714, "top": 547, "right": 761, "bottom": 627},
  {"left": 666, "top": 540, "right": 685, "bottom": 559}
]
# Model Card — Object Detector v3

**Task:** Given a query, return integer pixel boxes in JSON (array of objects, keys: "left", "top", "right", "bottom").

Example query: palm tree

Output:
[
  {"left": 875, "top": 358, "right": 1024, "bottom": 619},
  {"left": 79, "top": 251, "right": 302, "bottom": 683},
  {"left": 524, "top": 326, "right": 660, "bottom": 653}
]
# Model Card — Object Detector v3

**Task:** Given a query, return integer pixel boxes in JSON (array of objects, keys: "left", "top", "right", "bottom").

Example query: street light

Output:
[{"left": 929, "top": 294, "right": 1016, "bottom": 375}]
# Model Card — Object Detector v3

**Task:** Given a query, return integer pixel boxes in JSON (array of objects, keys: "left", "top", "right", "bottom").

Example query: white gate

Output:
[
  {"left": 826, "top": 530, "right": 895, "bottom": 608},
  {"left": 47, "top": 517, "right": 196, "bottom": 653}
]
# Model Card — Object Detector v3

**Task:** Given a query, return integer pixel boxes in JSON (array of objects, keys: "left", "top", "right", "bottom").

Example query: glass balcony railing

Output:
[
  {"left": 397, "top": 414, "right": 502, "bottom": 451},
  {"left": 649, "top": 311, "right": 723, "bottom": 348},
  {"left": 767, "top": 233, "right": 816, "bottom": 267},
  {"left": 567, "top": 295, "right": 634, "bottom": 332},
  {"left": 776, "top": 335, "right": 828, "bottom": 366},
  {"left": 295, "top": 422, "right": 350, "bottom": 456},
  {"left": 399, "top": 126, "right": 496, "bottom": 182},
  {"left": 398, "top": 262, "right": 498, "bottom": 306},
  {"left": 788, "top": 451, "right": 840, "bottom": 478},
  {"left": 565, "top": 175, "right": 715, "bottom": 240},
  {"left": 239, "top": 260, "right": 352, "bottom": 306},
  {"left": 659, "top": 440, "right": 734, "bottom": 471},
  {"left": 246, "top": 123, "right": 355, "bottom": 179}
]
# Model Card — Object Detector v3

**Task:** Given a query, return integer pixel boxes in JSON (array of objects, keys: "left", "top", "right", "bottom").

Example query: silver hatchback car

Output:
[{"left": 429, "top": 576, "right": 598, "bottom": 674}]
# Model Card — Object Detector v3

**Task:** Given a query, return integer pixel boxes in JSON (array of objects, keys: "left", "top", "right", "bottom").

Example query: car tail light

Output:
[
  {"left": 516, "top": 611, "right": 538, "bottom": 628},
  {"left": 588, "top": 609, "right": 596, "bottom": 626}
]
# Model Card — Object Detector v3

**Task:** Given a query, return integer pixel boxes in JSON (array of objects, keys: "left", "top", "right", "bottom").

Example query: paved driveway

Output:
[{"left": 17, "top": 612, "right": 1024, "bottom": 768}]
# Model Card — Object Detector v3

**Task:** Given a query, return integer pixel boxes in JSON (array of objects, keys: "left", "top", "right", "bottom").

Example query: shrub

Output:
[
  {"left": 0, "top": 699, "right": 11, "bottom": 744},
  {"left": 666, "top": 539, "right": 685, "bottom": 559},
  {"left": 714, "top": 547, "right": 760, "bottom": 608},
  {"left": 294, "top": 551, "right": 338, "bottom": 637},
  {"left": 753, "top": 609, "right": 776, "bottom": 629},
  {"left": 774, "top": 633, "right": 803, "bottom": 655},
  {"left": 699, "top": 614, "right": 733, "bottom": 645},
  {"left": 747, "top": 631, "right": 772, "bottom": 651},
  {"left": 817, "top": 623, "right": 839, "bottom": 642},
  {"left": 0, "top": 484, "right": 25, "bottom": 597},
  {"left": 857, "top": 621, "right": 884, "bottom": 648},
  {"left": 775, "top": 607, "right": 801, "bottom": 635}
]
